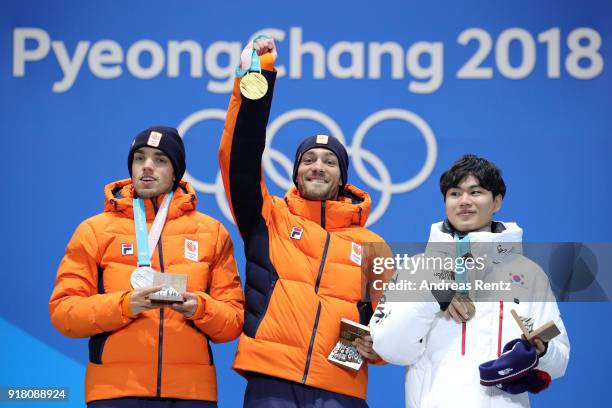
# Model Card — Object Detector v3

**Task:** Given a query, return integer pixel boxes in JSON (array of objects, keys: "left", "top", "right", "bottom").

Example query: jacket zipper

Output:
[
  {"left": 497, "top": 301, "right": 504, "bottom": 357},
  {"left": 152, "top": 198, "right": 165, "bottom": 397},
  {"left": 320, "top": 200, "right": 326, "bottom": 229},
  {"left": 302, "top": 230, "right": 331, "bottom": 384},
  {"left": 461, "top": 302, "right": 504, "bottom": 357}
]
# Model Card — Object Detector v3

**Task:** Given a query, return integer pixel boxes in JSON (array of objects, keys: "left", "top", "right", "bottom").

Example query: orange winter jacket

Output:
[
  {"left": 49, "top": 179, "right": 244, "bottom": 403},
  {"left": 219, "top": 69, "right": 387, "bottom": 400}
]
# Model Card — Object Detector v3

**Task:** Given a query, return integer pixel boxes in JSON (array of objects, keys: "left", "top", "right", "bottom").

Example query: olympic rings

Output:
[{"left": 177, "top": 108, "right": 437, "bottom": 226}]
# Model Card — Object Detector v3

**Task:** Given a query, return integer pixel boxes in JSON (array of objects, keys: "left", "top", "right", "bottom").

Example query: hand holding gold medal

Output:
[{"left": 237, "top": 36, "right": 276, "bottom": 100}]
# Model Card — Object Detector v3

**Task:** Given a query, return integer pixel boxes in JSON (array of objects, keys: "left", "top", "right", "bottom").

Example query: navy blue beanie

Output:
[
  {"left": 292, "top": 134, "right": 349, "bottom": 188},
  {"left": 497, "top": 369, "right": 551, "bottom": 394},
  {"left": 128, "top": 126, "right": 186, "bottom": 191},
  {"left": 479, "top": 339, "right": 550, "bottom": 394}
]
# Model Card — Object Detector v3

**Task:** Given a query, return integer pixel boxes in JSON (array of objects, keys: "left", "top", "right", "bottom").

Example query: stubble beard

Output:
[{"left": 299, "top": 183, "right": 339, "bottom": 201}]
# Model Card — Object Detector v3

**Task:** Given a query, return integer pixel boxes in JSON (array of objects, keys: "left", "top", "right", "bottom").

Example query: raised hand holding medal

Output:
[{"left": 237, "top": 36, "right": 275, "bottom": 100}]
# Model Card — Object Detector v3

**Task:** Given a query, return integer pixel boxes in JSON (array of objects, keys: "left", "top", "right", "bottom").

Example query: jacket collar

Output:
[
  {"left": 284, "top": 184, "right": 371, "bottom": 229},
  {"left": 427, "top": 220, "right": 524, "bottom": 264},
  {"left": 104, "top": 178, "right": 197, "bottom": 221},
  {"left": 431, "top": 220, "right": 523, "bottom": 243},
  {"left": 441, "top": 219, "right": 507, "bottom": 237}
]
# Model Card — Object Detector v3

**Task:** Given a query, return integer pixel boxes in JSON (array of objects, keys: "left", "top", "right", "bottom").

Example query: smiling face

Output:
[
  {"left": 445, "top": 174, "right": 502, "bottom": 233},
  {"left": 131, "top": 147, "right": 175, "bottom": 198},
  {"left": 295, "top": 148, "right": 342, "bottom": 200}
]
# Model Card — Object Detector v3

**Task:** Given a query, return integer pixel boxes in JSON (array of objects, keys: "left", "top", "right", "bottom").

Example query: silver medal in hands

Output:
[{"left": 131, "top": 266, "right": 155, "bottom": 289}]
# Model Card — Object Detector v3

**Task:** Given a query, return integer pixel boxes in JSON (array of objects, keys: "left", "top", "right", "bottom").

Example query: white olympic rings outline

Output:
[{"left": 177, "top": 108, "right": 437, "bottom": 226}]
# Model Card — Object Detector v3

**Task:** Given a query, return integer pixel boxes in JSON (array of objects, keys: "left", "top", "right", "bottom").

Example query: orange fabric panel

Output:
[
  {"left": 49, "top": 219, "right": 134, "bottom": 338},
  {"left": 85, "top": 362, "right": 218, "bottom": 402},
  {"left": 233, "top": 188, "right": 387, "bottom": 398}
]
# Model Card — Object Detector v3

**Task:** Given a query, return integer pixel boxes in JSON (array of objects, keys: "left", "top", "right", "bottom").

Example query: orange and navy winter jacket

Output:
[
  {"left": 219, "top": 67, "right": 387, "bottom": 400},
  {"left": 49, "top": 179, "right": 244, "bottom": 403}
]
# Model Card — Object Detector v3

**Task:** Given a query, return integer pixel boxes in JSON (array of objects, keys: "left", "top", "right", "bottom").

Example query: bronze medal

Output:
[
  {"left": 240, "top": 72, "right": 268, "bottom": 100},
  {"left": 456, "top": 293, "right": 476, "bottom": 318}
]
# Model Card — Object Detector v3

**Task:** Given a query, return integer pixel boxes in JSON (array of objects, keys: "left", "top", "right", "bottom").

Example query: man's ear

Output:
[{"left": 493, "top": 194, "right": 503, "bottom": 213}]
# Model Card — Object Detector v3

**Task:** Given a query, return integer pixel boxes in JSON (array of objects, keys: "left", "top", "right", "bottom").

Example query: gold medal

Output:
[{"left": 240, "top": 72, "right": 268, "bottom": 100}]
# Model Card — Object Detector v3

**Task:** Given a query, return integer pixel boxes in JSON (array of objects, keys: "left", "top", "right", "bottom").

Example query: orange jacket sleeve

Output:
[
  {"left": 49, "top": 220, "right": 134, "bottom": 338},
  {"left": 188, "top": 223, "right": 245, "bottom": 343}
]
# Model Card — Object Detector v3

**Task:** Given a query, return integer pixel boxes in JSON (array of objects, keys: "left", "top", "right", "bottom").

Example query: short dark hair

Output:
[{"left": 439, "top": 154, "right": 506, "bottom": 199}]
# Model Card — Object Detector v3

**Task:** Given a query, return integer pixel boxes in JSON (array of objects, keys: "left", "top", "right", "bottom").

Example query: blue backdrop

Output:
[{"left": 1, "top": 0, "right": 611, "bottom": 406}]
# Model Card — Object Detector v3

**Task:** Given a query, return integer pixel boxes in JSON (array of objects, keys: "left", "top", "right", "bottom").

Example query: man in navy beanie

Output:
[
  {"left": 290, "top": 134, "right": 350, "bottom": 200},
  {"left": 50, "top": 126, "right": 245, "bottom": 407},
  {"left": 219, "top": 38, "right": 392, "bottom": 407},
  {"left": 128, "top": 126, "right": 186, "bottom": 193}
]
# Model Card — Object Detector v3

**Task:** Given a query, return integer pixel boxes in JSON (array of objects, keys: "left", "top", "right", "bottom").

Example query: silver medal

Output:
[{"left": 131, "top": 266, "right": 155, "bottom": 289}]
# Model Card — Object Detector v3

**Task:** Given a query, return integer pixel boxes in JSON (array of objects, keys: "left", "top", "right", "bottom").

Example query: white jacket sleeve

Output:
[
  {"left": 531, "top": 280, "right": 570, "bottom": 379},
  {"left": 370, "top": 297, "right": 440, "bottom": 366},
  {"left": 369, "top": 254, "right": 447, "bottom": 366}
]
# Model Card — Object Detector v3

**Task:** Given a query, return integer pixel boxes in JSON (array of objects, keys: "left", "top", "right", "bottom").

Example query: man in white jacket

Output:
[{"left": 370, "top": 155, "right": 569, "bottom": 407}]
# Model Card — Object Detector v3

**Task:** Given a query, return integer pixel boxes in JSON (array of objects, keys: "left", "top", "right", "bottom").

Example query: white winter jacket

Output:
[{"left": 370, "top": 221, "right": 570, "bottom": 408}]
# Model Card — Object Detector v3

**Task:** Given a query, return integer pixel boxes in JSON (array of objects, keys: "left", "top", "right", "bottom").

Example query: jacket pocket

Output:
[{"left": 89, "top": 331, "right": 112, "bottom": 364}]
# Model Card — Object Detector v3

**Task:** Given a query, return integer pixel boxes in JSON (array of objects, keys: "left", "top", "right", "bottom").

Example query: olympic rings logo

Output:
[{"left": 178, "top": 108, "right": 437, "bottom": 226}]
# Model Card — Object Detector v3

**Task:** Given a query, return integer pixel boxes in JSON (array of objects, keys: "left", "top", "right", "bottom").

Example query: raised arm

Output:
[{"left": 218, "top": 40, "right": 277, "bottom": 239}]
